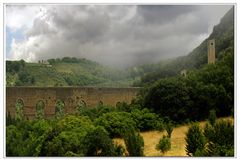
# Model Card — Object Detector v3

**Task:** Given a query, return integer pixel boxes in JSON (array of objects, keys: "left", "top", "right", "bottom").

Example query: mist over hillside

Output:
[
  {"left": 6, "top": 7, "right": 234, "bottom": 87},
  {"left": 6, "top": 5, "right": 232, "bottom": 68}
]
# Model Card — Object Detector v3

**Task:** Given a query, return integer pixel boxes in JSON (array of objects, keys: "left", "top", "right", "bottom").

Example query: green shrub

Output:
[
  {"left": 41, "top": 115, "right": 95, "bottom": 156},
  {"left": 156, "top": 135, "right": 171, "bottom": 155},
  {"left": 185, "top": 123, "right": 205, "bottom": 156},
  {"left": 165, "top": 122, "right": 173, "bottom": 138},
  {"left": 116, "top": 101, "right": 131, "bottom": 112},
  {"left": 123, "top": 129, "right": 144, "bottom": 156},
  {"left": 78, "top": 105, "right": 115, "bottom": 120},
  {"left": 208, "top": 109, "right": 217, "bottom": 126},
  {"left": 94, "top": 112, "right": 136, "bottom": 138},
  {"left": 83, "top": 126, "right": 119, "bottom": 156},
  {"left": 130, "top": 108, "right": 162, "bottom": 131},
  {"left": 204, "top": 120, "right": 234, "bottom": 156}
]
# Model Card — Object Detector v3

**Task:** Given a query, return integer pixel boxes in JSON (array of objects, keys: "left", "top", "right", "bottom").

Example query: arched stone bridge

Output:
[{"left": 6, "top": 87, "right": 141, "bottom": 119}]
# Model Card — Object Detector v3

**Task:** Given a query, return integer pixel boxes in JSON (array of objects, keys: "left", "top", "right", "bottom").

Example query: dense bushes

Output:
[
  {"left": 185, "top": 118, "right": 234, "bottom": 157},
  {"left": 139, "top": 52, "right": 233, "bottom": 122},
  {"left": 203, "top": 120, "right": 234, "bottom": 156},
  {"left": 82, "top": 126, "right": 124, "bottom": 156},
  {"left": 130, "top": 108, "right": 164, "bottom": 131},
  {"left": 94, "top": 112, "right": 136, "bottom": 138},
  {"left": 6, "top": 115, "right": 125, "bottom": 156}
]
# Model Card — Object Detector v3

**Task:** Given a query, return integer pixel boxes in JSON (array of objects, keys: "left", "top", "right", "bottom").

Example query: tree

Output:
[
  {"left": 165, "top": 122, "right": 173, "bottom": 138},
  {"left": 208, "top": 109, "right": 217, "bottom": 126},
  {"left": 94, "top": 112, "right": 136, "bottom": 138},
  {"left": 130, "top": 108, "right": 162, "bottom": 131},
  {"left": 156, "top": 135, "right": 171, "bottom": 155},
  {"left": 123, "top": 129, "right": 144, "bottom": 156},
  {"left": 185, "top": 123, "right": 205, "bottom": 156},
  {"left": 83, "top": 126, "right": 122, "bottom": 156},
  {"left": 142, "top": 77, "right": 191, "bottom": 122},
  {"left": 204, "top": 120, "right": 234, "bottom": 156}
]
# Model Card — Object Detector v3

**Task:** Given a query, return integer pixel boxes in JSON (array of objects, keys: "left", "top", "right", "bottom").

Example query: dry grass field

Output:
[{"left": 113, "top": 117, "right": 234, "bottom": 157}]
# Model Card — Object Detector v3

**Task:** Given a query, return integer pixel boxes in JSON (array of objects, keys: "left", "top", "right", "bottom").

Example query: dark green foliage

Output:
[
  {"left": 204, "top": 120, "right": 234, "bottom": 156},
  {"left": 116, "top": 101, "right": 132, "bottom": 112},
  {"left": 55, "top": 100, "right": 65, "bottom": 119},
  {"left": 123, "top": 129, "right": 144, "bottom": 156},
  {"left": 130, "top": 108, "right": 163, "bottom": 131},
  {"left": 208, "top": 109, "right": 217, "bottom": 126},
  {"left": 94, "top": 112, "right": 136, "bottom": 138},
  {"left": 15, "top": 70, "right": 35, "bottom": 86},
  {"left": 40, "top": 115, "right": 95, "bottom": 156},
  {"left": 78, "top": 104, "right": 115, "bottom": 121},
  {"left": 142, "top": 77, "right": 192, "bottom": 122},
  {"left": 6, "top": 119, "right": 51, "bottom": 156},
  {"left": 165, "top": 122, "right": 173, "bottom": 138},
  {"left": 6, "top": 114, "right": 127, "bottom": 157},
  {"left": 83, "top": 126, "right": 123, "bottom": 156},
  {"left": 139, "top": 54, "right": 233, "bottom": 122},
  {"left": 156, "top": 135, "right": 171, "bottom": 154},
  {"left": 6, "top": 60, "right": 25, "bottom": 73},
  {"left": 185, "top": 123, "right": 206, "bottom": 156}
]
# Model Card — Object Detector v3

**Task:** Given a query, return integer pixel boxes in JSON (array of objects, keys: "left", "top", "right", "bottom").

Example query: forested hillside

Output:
[{"left": 134, "top": 7, "right": 234, "bottom": 86}]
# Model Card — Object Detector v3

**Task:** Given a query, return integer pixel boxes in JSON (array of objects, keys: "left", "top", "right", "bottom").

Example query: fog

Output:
[{"left": 6, "top": 5, "right": 232, "bottom": 68}]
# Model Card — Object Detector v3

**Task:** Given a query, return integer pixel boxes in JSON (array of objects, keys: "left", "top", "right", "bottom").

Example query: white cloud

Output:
[{"left": 6, "top": 5, "right": 233, "bottom": 68}]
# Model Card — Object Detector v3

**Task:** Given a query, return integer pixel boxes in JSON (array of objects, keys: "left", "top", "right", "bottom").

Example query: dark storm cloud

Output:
[
  {"left": 137, "top": 5, "right": 198, "bottom": 24},
  {"left": 8, "top": 5, "right": 232, "bottom": 68}
]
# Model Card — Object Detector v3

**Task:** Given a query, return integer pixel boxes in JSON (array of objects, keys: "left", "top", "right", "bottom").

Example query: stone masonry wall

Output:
[{"left": 6, "top": 87, "right": 140, "bottom": 119}]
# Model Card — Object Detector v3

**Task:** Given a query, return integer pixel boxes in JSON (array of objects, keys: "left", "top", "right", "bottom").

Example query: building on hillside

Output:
[
  {"left": 39, "top": 60, "right": 52, "bottom": 67},
  {"left": 180, "top": 69, "right": 187, "bottom": 77}
]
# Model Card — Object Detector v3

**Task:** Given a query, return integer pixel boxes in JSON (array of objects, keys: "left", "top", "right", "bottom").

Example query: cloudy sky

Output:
[{"left": 6, "top": 5, "right": 232, "bottom": 68}]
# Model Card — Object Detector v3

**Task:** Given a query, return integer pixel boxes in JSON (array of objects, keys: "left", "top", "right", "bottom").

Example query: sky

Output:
[{"left": 6, "top": 5, "right": 232, "bottom": 68}]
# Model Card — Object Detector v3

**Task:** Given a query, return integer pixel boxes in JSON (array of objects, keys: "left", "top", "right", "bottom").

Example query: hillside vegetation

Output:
[
  {"left": 134, "top": 7, "right": 234, "bottom": 86},
  {"left": 6, "top": 57, "right": 139, "bottom": 87}
]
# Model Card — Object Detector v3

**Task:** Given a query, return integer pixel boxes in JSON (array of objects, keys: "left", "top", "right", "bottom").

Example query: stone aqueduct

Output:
[{"left": 6, "top": 87, "right": 141, "bottom": 119}]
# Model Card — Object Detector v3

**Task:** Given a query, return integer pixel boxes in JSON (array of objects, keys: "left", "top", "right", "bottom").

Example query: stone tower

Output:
[{"left": 207, "top": 39, "right": 215, "bottom": 64}]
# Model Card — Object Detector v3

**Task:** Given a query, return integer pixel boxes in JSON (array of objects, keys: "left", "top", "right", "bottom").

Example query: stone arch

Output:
[
  {"left": 15, "top": 99, "right": 24, "bottom": 120},
  {"left": 55, "top": 99, "right": 65, "bottom": 118},
  {"left": 36, "top": 100, "right": 45, "bottom": 119}
]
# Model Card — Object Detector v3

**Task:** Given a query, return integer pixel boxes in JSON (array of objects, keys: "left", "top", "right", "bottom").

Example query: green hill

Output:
[{"left": 6, "top": 57, "right": 139, "bottom": 87}]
